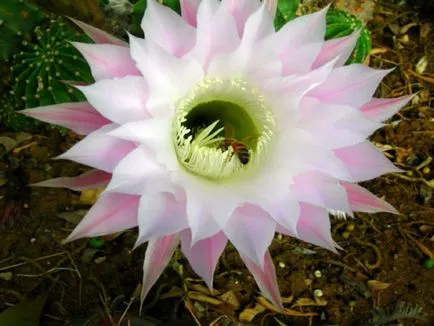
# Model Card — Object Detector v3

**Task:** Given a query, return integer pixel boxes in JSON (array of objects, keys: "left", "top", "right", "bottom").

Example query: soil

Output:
[{"left": 0, "top": 1, "right": 433, "bottom": 325}]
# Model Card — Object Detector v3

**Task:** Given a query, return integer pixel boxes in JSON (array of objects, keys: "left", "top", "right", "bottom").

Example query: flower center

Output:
[{"left": 173, "top": 78, "right": 275, "bottom": 181}]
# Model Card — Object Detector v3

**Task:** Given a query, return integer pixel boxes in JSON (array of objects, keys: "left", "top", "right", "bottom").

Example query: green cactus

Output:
[
  {"left": 274, "top": 0, "right": 300, "bottom": 31},
  {"left": 0, "top": 0, "right": 46, "bottom": 61},
  {"left": 10, "top": 18, "right": 94, "bottom": 109},
  {"left": 0, "top": 94, "right": 39, "bottom": 131},
  {"left": 325, "top": 9, "right": 371, "bottom": 64}
]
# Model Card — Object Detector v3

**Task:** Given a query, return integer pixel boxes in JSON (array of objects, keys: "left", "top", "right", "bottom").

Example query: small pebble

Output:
[
  {"left": 313, "top": 289, "right": 323, "bottom": 298},
  {"left": 278, "top": 262, "right": 286, "bottom": 269},
  {"left": 30, "top": 238, "right": 36, "bottom": 244},
  {"left": 346, "top": 223, "right": 355, "bottom": 232},
  {"left": 0, "top": 272, "right": 13, "bottom": 281},
  {"left": 94, "top": 256, "right": 106, "bottom": 264}
]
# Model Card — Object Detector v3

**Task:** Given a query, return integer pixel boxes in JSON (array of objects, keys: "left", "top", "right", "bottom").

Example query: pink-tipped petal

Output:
[
  {"left": 32, "top": 170, "right": 111, "bottom": 190},
  {"left": 261, "top": 192, "right": 300, "bottom": 236},
  {"left": 278, "top": 128, "right": 351, "bottom": 181},
  {"left": 241, "top": 251, "right": 282, "bottom": 309},
  {"left": 76, "top": 76, "right": 149, "bottom": 124},
  {"left": 359, "top": 95, "right": 413, "bottom": 122},
  {"left": 299, "top": 97, "right": 382, "bottom": 149},
  {"left": 136, "top": 192, "right": 188, "bottom": 247},
  {"left": 141, "top": 234, "right": 180, "bottom": 302},
  {"left": 109, "top": 118, "right": 178, "bottom": 171},
  {"left": 72, "top": 42, "right": 141, "bottom": 80},
  {"left": 297, "top": 203, "right": 338, "bottom": 252},
  {"left": 241, "top": 1, "right": 274, "bottom": 46},
  {"left": 308, "top": 65, "right": 392, "bottom": 107},
  {"left": 334, "top": 141, "right": 402, "bottom": 181},
  {"left": 180, "top": 0, "right": 200, "bottom": 26},
  {"left": 65, "top": 193, "right": 140, "bottom": 242},
  {"left": 143, "top": 0, "right": 196, "bottom": 57},
  {"left": 340, "top": 182, "right": 398, "bottom": 214},
  {"left": 268, "top": 5, "right": 328, "bottom": 49},
  {"left": 293, "top": 171, "right": 352, "bottom": 215},
  {"left": 312, "top": 31, "right": 360, "bottom": 69},
  {"left": 224, "top": 204, "right": 275, "bottom": 268},
  {"left": 68, "top": 17, "right": 128, "bottom": 46},
  {"left": 58, "top": 124, "right": 136, "bottom": 173},
  {"left": 180, "top": 230, "right": 227, "bottom": 290},
  {"left": 191, "top": 0, "right": 240, "bottom": 70},
  {"left": 186, "top": 199, "right": 222, "bottom": 245},
  {"left": 221, "top": 0, "right": 261, "bottom": 37},
  {"left": 266, "top": 57, "right": 337, "bottom": 110},
  {"left": 19, "top": 102, "right": 111, "bottom": 135},
  {"left": 280, "top": 42, "right": 323, "bottom": 75},
  {"left": 262, "top": 6, "right": 328, "bottom": 75}
]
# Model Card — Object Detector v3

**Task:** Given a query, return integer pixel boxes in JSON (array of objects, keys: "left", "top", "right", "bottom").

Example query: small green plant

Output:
[
  {"left": 0, "top": 0, "right": 46, "bottom": 61},
  {"left": 325, "top": 9, "right": 372, "bottom": 64},
  {"left": 274, "top": 0, "right": 300, "bottom": 31},
  {"left": 10, "top": 18, "right": 94, "bottom": 109},
  {"left": 0, "top": 94, "right": 39, "bottom": 131},
  {"left": 369, "top": 302, "right": 425, "bottom": 325}
]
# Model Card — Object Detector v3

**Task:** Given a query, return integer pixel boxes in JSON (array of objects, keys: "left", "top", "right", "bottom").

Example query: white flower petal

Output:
[
  {"left": 136, "top": 192, "right": 188, "bottom": 247},
  {"left": 181, "top": 230, "right": 227, "bottom": 290},
  {"left": 334, "top": 141, "right": 402, "bottom": 181},
  {"left": 180, "top": 0, "right": 200, "bottom": 26},
  {"left": 77, "top": 76, "right": 149, "bottom": 124},
  {"left": 297, "top": 203, "right": 338, "bottom": 252},
  {"left": 65, "top": 193, "right": 140, "bottom": 242},
  {"left": 308, "top": 65, "right": 392, "bottom": 107},
  {"left": 312, "top": 31, "right": 360, "bottom": 68},
  {"left": 241, "top": 251, "right": 282, "bottom": 309},
  {"left": 359, "top": 95, "right": 413, "bottom": 122},
  {"left": 299, "top": 97, "right": 383, "bottom": 148},
  {"left": 129, "top": 35, "right": 203, "bottom": 115},
  {"left": 141, "top": 234, "right": 179, "bottom": 303},
  {"left": 224, "top": 204, "right": 276, "bottom": 267},
  {"left": 57, "top": 124, "right": 136, "bottom": 172},
  {"left": 221, "top": 0, "right": 261, "bottom": 37},
  {"left": 293, "top": 171, "right": 353, "bottom": 215},
  {"left": 106, "top": 146, "right": 168, "bottom": 195},
  {"left": 32, "top": 170, "right": 111, "bottom": 191},
  {"left": 109, "top": 118, "right": 178, "bottom": 171},
  {"left": 72, "top": 42, "right": 141, "bottom": 80},
  {"left": 143, "top": 0, "right": 196, "bottom": 57},
  {"left": 189, "top": 0, "right": 240, "bottom": 70}
]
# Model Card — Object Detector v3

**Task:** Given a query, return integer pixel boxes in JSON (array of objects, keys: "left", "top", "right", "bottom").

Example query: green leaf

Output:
[{"left": 0, "top": 294, "right": 48, "bottom": 326}]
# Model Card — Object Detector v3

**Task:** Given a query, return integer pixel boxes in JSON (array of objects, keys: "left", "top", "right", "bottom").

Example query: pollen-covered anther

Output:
[{"left": 173, "top": 78, "right": 275, "bottom": 181}]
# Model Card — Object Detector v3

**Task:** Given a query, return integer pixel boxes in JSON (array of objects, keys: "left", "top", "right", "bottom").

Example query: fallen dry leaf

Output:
[
  {"left": 367, "top": 280, "right": 392, "bottom": 290},
  {"left": 239, "top": 303, "right": 266, "bottom": 322}
]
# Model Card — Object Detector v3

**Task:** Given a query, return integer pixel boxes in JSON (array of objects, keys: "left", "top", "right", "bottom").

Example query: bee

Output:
[{"left": 219, "top": 125, "right": 251, "bottom": 165}]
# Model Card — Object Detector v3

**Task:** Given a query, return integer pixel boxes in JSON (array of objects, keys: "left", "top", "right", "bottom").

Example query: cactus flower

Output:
[{"left": 22, "top": 0, "right": 410, "bottom": 308}]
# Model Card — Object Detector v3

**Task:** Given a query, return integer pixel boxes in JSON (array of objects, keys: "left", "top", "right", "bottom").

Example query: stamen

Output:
[{"left": 173, "top": 78, "right": 275, "bottom": 181}]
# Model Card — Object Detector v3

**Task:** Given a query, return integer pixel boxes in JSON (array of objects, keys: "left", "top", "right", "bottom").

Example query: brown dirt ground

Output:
[{"left": 0, "top": 1, "right": 433, "bottom": 325}]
